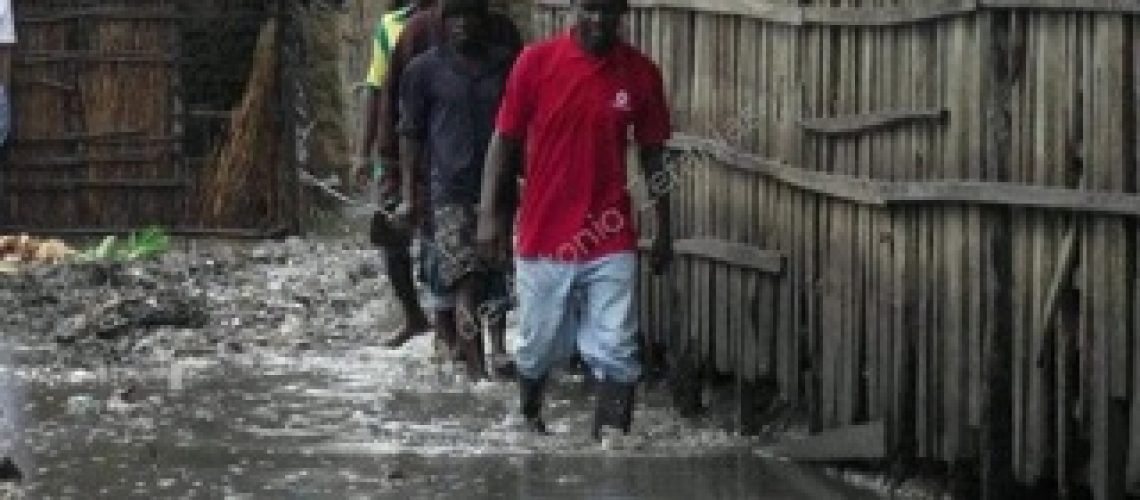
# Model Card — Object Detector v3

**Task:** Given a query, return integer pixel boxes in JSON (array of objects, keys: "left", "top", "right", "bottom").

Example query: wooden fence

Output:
[
  {"left": 0, "top": 0, "right": 299, "bottom": 235},
  {"left": 535, "top": 1, "right": 1140, "bottom": 498}
]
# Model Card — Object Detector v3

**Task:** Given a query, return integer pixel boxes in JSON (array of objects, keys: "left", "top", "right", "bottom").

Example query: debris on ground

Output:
[
  {"left": 0, "top": 235, "right": 75, "bottom": 265},
  {"left": 0, "top": 237, "right": 399, "bottom": 362}
]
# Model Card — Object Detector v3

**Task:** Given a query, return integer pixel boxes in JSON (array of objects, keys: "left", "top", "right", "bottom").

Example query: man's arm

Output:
[
  {"left": 640, "top": 145, "right": 672, "bottom": 273},
  {"left": 477, "top": 132, "right": 522, "bottom": 260},
  {"left": 361, "top": 89, "right": 380, "bottom": 158},
  {"left": 379, "top": 13, "right": 428, "bottom": 161},
  {"left": 394, "top": 56, "right": 431, "bottom": 225},
  {"left": 397, "top": 136, "right": 422, "bottom": 222}
]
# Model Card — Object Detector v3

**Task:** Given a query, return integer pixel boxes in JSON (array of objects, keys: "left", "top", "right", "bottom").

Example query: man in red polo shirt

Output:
[{"left": 476, "top": 0, "right": 672, "bottom": 438}]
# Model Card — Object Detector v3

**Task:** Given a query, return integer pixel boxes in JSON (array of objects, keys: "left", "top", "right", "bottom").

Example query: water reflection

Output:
[
  {"left": 0, "top": 339, "right": 877, "bottom": 499},
  {"left": 0, "top": 337, "right": 28, "bottom": 484}
]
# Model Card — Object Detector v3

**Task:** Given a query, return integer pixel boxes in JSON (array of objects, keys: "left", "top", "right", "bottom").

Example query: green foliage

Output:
[{"left": 78, "top": 227, "right": 170, "bottom": 262}]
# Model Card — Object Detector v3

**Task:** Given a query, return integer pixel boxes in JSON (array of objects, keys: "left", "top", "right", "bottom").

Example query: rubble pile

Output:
[{"left": 0, "top": 238, "right": 399, "bottom": 361}]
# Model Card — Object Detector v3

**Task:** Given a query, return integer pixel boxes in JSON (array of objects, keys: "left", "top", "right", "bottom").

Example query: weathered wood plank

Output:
[
  {"left": 1131, "top": 215, "right": 1140, "bottom": 490},
  {"left": 979, "top": 9, "right": 1018, "bottom": 495},
  {"left": 638, "top": 238, "right": 784, "bottom": 274},
  {"left": 815, "top": 22, "right": 837, "bottom": 430},
  {"left": 769, "top": 421, "right": 888, "bottom": 461},
  {"left": 535, "top": 0, "right": 979, "bottom": 26},
  {"left": 856, "top": 16, "right": 878, "bottom": 422},
  {"left": 1051, "top": 22, "right": 1079, "bottom": 491},
  {"left": 1088, "top": 14, "right": 1128, "bottom": 500},
  {"left": 669, "top": 135, "right": 1140, "bottom": 215},
  {"left": 1130, "top": 13, "right": 1140, "bottom": 492},
  {"left": 804, "top": 21, "right": 823, "bottom": 433},
  {"left": 890, "top": 12, "right": 914, "bottom": 462},
  {"left": 914, "top": 20, "right": 935, "bottom": 459},
  {"left": 982, "top": 0, "right": 1140, "bottom": 13},
  {"left": 800, "top": 108, "right": 948, "bottom": 135},
  {"left": 837, "top": 15, "right": 855, "bottom": 428},
  {"left": 713, "top": 14, "right": 733, "bottom": 376},
  {"left": 942, "top": 14, "right": 967, "bottom": 462}
]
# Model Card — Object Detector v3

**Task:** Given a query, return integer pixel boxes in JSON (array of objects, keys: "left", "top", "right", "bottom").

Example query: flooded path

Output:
[{"left": 0, "top": 239, "right": 883, "bottom": 499}]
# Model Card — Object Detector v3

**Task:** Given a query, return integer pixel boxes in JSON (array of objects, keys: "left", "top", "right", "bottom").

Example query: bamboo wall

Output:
[{"left": 535, "top": 1, "right": 1140, "bottom": 498}]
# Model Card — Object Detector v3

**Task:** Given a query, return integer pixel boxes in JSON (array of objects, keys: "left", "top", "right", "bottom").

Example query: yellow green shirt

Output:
[{"left": 365, "top": 6, "right": 414, "bottom": 87}]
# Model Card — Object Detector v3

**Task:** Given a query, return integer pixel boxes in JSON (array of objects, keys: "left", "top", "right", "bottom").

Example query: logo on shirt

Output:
[{"left": 612, "top": 89, "right": 631, "bottom": 112}]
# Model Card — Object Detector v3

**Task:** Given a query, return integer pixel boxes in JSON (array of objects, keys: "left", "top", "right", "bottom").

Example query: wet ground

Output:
[{"left": 0, "top": 239, "right": 884, "bottom": 499}]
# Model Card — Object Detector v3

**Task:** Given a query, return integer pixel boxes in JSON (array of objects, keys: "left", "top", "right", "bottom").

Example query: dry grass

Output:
[
  {"left": 298, "top": 4, "right": 349, "bottom": 180},
  {"left": 198, "top": 18, "right": 280, "bottom": 228}
]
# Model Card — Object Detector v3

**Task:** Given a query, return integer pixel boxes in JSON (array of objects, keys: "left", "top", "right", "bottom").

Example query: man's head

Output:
[
  {"left": 573, "top": 0, "right": 628, "bottom": 55},
  {"left": 441, "top": 0, "right": 489, "bottom": 52}
]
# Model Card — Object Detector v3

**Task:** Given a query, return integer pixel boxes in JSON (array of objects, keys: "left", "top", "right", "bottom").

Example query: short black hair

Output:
[
  {"left": 573, "top": 0, "right": 629, "bottom": 8},
  {"left": 440, "top": 0, "right": 488, "bottom": 18}
]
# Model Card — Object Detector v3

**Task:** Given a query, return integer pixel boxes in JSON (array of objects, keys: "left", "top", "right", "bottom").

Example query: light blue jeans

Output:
[{"left": 514, "top": 252, "right": 641, "bottom": 384}]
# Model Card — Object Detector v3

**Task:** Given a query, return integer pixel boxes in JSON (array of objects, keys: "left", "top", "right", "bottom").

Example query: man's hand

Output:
[
  {"left": 391, "top": 199, "right": 416, "bottom": 230},
  {"left": 650, "top": 231, "right": 673, "bottom": 275},
  {"left": 476, "top": 211, "right": 508, "bottom": 265}
]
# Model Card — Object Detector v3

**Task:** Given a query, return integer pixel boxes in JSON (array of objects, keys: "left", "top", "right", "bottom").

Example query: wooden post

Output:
[{"left": 981, "top": 9, "right": 1015, "bottom": 500}]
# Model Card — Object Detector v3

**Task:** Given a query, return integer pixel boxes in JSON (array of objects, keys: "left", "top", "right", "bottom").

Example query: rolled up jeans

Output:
[{"left": 514, "top": 252, "right": 641, "bottom": 384}]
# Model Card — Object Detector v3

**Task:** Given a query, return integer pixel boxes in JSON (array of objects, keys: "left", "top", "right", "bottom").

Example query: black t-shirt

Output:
[{"left": 397, "top": 44, "right": 514, "bottom": 206}]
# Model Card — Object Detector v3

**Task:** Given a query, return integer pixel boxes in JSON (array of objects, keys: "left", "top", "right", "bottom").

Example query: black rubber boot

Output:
[
  {"left": 519, "top": 376, "right": 547, "bottom": 434},
  {"left": 593, "top": 381, "right": 636, "bottom": 440}
]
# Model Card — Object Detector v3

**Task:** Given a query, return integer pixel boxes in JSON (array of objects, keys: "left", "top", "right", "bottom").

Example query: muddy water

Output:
[
  {"left": 0, "top": 337, "right": 879, "bottom": 499},
  {"left": 0, "top": 240, "right": 881, "bottom": 499}
]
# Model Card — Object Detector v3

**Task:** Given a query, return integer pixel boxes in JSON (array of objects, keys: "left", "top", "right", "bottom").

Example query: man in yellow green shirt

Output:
[{"left": 354, "top": 0, "right": 436, "bottom": 348}]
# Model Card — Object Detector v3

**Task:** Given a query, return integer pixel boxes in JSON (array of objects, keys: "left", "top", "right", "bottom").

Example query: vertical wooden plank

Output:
[
  {"left": 1130, "top": 12, "right": 1140, "bottom": 494},
  {"left": 833, "top": 15, "right": 851, "bottom": 428},
  {"left": 688, "top": 11, "right": 708, "bottom": 381},
  {"left": 696, "top": 14, "right": 713, "bottom": 375},
  {"left": 1054, "top": 16, "right": 1079, "bottom": 494},
  {"left": 1089, "top": 13, "right": 1129, "bottom": 500},
  {"left": 979, "top": 8, "right": 1018, "bottom": 498},
  {"left": 942, "top": 14, "right": 966, "bottom": 463},
  {"left": 730, "top": 19, "right": 751, "bottom": 389},
  {"left": 874, "top": 1, "right": 895, "bottom": 433},
  {"left": 1026, "top": 12, "right": 1048, "bottom": 482},
  {"left": 1007, "top": 12, "right": 1025, "bottom": 481},
  {"left": 913, "top": 20, "right": 932, "bottom": 459},
  {"left": 967, "top": 6, "right": 987, "bottom": 440},
  {"left": 786, "top": 20, "right": 805, "bottom": 408},
  {"left": 889, "top": 13, "right": 915, "bottom": 462},
  {"left": 803, "top": 20, "right": 824, "bottom": 432},
  {"left": 672, "top": 7, "right": 699, "bottom": 415},
  {"left": 715, "top": 16, "right": 735, "bottom": 376},
  {"left": 847, "top": 20, "right": 860, "bottom": 427}
]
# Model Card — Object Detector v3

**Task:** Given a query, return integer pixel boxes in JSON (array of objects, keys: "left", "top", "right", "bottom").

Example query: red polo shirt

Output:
[{"left": 495, "top": 31, "right": 671, "bottom": 261}]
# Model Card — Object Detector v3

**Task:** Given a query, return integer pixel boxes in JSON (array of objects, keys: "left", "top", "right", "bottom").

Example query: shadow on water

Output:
[{"left": 0, "top": 338, "right": 879, "bottom": 499}]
